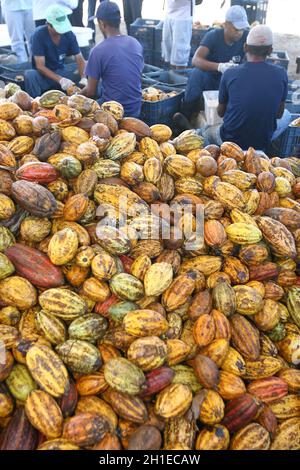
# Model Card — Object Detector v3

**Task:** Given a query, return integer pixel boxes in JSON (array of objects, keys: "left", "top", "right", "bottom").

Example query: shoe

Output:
[{"left": 173, "top": 112, "right": 193, "bottom": 132}]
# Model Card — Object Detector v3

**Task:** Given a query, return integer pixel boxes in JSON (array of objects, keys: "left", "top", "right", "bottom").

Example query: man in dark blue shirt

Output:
[
  {"left": 174, "top": 5, "right": 249, "bottom": 130},
  {"left": 81, "top": 1, "right": 144, "bottom": 118},
  {"left": 201, "top": 25, "right": 291, "bottom": 151},
  {"left": 24, "top": 4, "right": 86, "bottom": 97}
]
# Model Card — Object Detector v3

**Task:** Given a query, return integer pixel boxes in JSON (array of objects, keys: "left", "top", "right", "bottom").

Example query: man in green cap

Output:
[{"left": 24, "top": 3, "right": 86, "bottom": 97}]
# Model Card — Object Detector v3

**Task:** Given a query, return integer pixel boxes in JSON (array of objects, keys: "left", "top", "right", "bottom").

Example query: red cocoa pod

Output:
[
  {"left": 5, "top": 243, "right": 64, "bottom": 288},
  {"left": 139, "top": 367, "right": 175, "bottom": 398},
  {"left": 249, "top": 262, "right": 279, "bottom": 282},
  {"left": 57, "top": 377, "right": 78, "bottom": 418},
  {"left": 247, "top": 377, "right": 288, "bottom": 404},
  {"left": 0, "top": 407, "right": 39, "bottom": 450},
  {"left": 16, "top": 162, "right": 59, "bottom": 184},
  {"left": 257, "top": 405, "right": 278, "bottom": 438},
  {"left": 94, "top": 294, "right": 119, "bottom": 317},
  {"left": 222, "top": 393, "right": 261, "bottom": 433},
  {"left": 119, "top": 254, "right": 134, "bottom": 273}
]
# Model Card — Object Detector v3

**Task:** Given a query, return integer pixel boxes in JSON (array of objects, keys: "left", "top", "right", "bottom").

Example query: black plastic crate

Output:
[
  {"left": 154, "top": 21, "right": 163, "bottom": 52},
  {"left": 130, "top": 18, "right": 160, "bottom": 51},
  {"left": 0, "top": 62, "right": 32, "bottom": 89},
  {"left": 266, "top": 51, "right": 289, "bottom": 71},
  {"left": 141, "top": 85, "right": 184, "bottom": 126},
  {"left": 277, "top": 114, "right": 300, "bottom": 157},
  {"left": 143, "top": 49, "right": 154, "bottom": 66},
  {"left": 231, "top": 0, "right": 268, "bottom": 24},
  {"left": 143, "top": 64, "right": 163, "bottom": 75},
  {"left": 145, "top": 70, "right": 188, "bottom": 88}
]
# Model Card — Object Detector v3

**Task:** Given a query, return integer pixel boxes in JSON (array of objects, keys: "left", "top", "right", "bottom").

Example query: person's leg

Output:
[
  {"left": 23, "top": 9, "right": 35, "bottom": 58},
  {"left": 182, "top": 70, "right": 220, "bottom": 118},
  {"left": 161, "top": 17, "right": 173, "bottom": 65},
  {"left": 199, "top": 124, "right": 223, "bottom": 147},
  {"left": 132, "top": 0, "right": 143, "bottom": 20},
  {"left": 70, "top": 0, "right": 84, "bottom": 27},
  {"left": 170, "top": 18, "right": 192, "bottom": 68},
  {"left": 4, "top": 9, "right": 28, "bottom": 62},
  {"left": 122, "top": 0, "right": 131, "bottom": 34},
  {"left": 24, "top": 69, "right": 58, "bottom": 97},
  {"left": 88, "top": 0, "right": 97, "bottom": 30},
  {"left": 272, "top": 109, "right": 293, "bottom": 141}
]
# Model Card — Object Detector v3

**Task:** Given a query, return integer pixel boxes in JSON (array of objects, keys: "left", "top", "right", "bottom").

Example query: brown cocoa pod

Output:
[
  {"left": 127, "top": 424, "right": 162, "bottom": 450},
  {"left": 62, "top": 412, "right": 109, "bottom": 447},
  {"left": 192, "top": 354, "right": 220, "bottom": 389}
]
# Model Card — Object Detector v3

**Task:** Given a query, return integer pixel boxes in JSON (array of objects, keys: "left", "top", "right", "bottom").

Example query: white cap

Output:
[
  {"left": 225, "top": 6, "right": 249, "bottom": 30},
  {"left": 246, "top": 25, "right": 273, "bottom": 46}
]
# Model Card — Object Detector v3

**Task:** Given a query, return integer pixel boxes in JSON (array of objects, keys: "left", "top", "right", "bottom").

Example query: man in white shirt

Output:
[
  {"left": 32, "top": 0, "right": 78, "bottom": 27},
  {"left": 162, "top": 0, "right": 195, "bottom": 68},
  {"left": 1, "top": 0, "right": 34, "bottom": 62}
]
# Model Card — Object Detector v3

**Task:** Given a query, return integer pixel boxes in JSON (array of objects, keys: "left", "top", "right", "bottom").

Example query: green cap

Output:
[{"left": 45, "top": 4, "right": 72, "bottom": 34}]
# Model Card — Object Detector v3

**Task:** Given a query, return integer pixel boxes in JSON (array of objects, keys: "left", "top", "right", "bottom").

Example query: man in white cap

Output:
[
  {"left": 24, "top": 3, "right": 86, "bottom": 97},
  {"left": 213, "top": 24, "right": 290, "bottom": 151},
  {"left": 174, "top": 5, "right": 249, "bottom": 130}
]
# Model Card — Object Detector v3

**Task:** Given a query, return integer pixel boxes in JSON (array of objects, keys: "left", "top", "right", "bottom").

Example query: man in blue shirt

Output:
[
  {"left": 81, "top": 1, "right": 144, "bottom": 118},
  {"left": 202, "top": 25, "right": 291, "bottom": 151},
  {"left": 174, "top": 5, "right": 249, "bottom": 130},
  {"left": 24, "top": 4, "right": 86, "bottom": 97}
]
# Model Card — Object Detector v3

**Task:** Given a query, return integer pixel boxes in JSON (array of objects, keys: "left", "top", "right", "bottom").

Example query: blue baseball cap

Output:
[
  {"left": 89, "top": 1, "right": 121, "bottom": 23},
  {"left": 226, "top": 5, "right": 249, "bottom": 30}
]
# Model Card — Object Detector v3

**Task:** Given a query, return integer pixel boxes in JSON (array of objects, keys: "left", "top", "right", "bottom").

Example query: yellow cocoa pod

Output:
[
  {"left": 230, "top": 423, "right": 270, "bottom": 450},
  {"left": 144, "top": 262, "right": 173, "bottom": 297},
  {"left": 233, "top": 285, "right": 264, "bottom": 315},
  {"left": 25, "top": 389, "right": 63, "bottom": 438},
  {"left": 123, "top": 309, "right": 168, "bottom": 337},
  {"left": 61, "top": 126, "right": 89, "bottom": 144},
  {"left": 195, "top": 424, "right": 230, "bottom": 450},
  {"left": 150, "top": 124, "right": 172, "bottom": 143},
  {"left": 270, "top": 418, "right": 300, "bottom": 450},
  {"left": 48, "top": 228, "right": 78, "bottom": 265},
  {"left": 226, "top": 223, "right": 262, "bottom": 245},
  {"left": 199, "top": 390, "right": 225, "bottom": 425},
  {"left": 155, "top": 383, "right": 192, "bottom": 419},
  {"left": 26, "top": 344, "right": 69, "bottom": 397},
  {"left": 0, "top": 276, "right": 37, "bottom": 310}
]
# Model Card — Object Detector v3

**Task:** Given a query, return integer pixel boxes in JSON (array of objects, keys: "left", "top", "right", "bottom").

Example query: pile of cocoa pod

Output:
[{"left": 0, "top": 86, "right": 300, "bottom": 451}]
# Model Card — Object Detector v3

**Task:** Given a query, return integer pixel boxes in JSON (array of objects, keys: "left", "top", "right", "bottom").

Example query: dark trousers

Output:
[
  {"left": 123, "top": 0, "right": 143, "bottom": 34},
  {"left": 182, "top": 68, "right": 221, "bottom": 118},
  {"left": 35, "top": 19, "right": 46, "bottom": 27},
  {"left": 70, "top": 0, "right": 84, "bottom": 27}
]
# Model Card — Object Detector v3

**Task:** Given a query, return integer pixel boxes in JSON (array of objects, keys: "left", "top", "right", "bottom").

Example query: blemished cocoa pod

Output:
[{"left": 0, "top": 406, "right": 39, "bottom": 450}]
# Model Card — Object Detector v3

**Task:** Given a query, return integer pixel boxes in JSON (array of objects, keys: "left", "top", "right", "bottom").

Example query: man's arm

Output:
[
  {"left": 217, "top": 73, "right": 228, "bottom": 117},
  {"left": 34, "top": 56, "right": 63, "bottom": 83},
  {"left": 277, "top": 101, "right": 285, "bottom": 119},
  {"left": 75, "top": 52, "right": 86, "bottom": 78},
  {"left": 192, "top": 45, "right": 219, "bottom": 72},
  {"left": 80, "top": 77, "right": 99, "bottom": 98},
  {"left": 217, "top": 103, "right": 226, "bottom": 117}
]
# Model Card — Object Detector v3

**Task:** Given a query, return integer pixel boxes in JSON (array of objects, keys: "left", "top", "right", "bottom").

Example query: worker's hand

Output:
[
  {"left": 79, "top": 77, "right": 88, "bottom": 87},
  {"left": 59, "top": 77, "right": 75, "bottom": 91},
  {"left": 217, "top": 62, "right": 237, "bottom": 74}
]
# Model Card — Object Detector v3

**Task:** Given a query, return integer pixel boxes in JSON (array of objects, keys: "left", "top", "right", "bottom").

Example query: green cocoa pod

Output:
[
  {"left": 104, "top": 357, "right": 145, "bottom": 395},
  {"left": 68, "top": 314, "right": 108, "bottom": 342},
  {"left": 6, "top": 364, "right": 37, "bottom": 402},
  {"left": 56, "top": 339, "right": 102, "bottom": 375}
]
